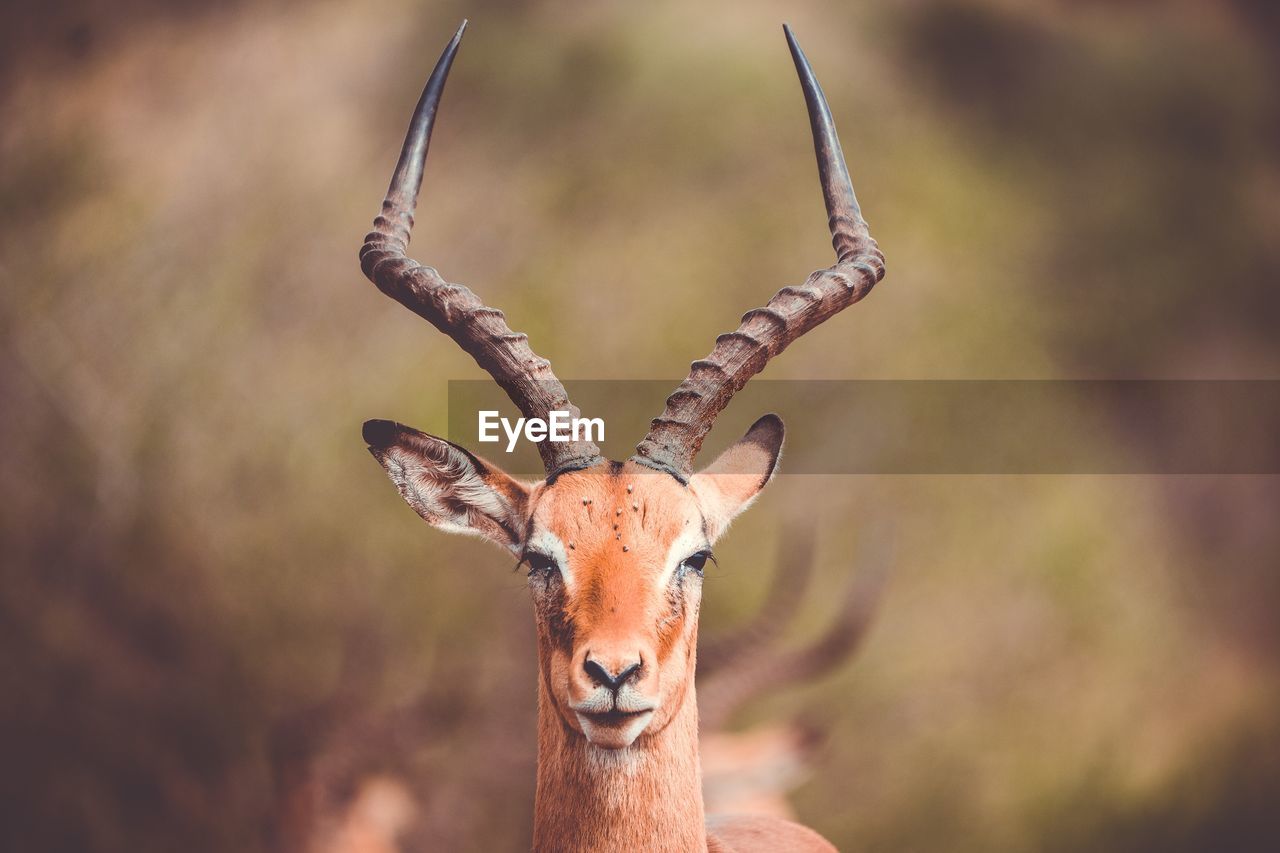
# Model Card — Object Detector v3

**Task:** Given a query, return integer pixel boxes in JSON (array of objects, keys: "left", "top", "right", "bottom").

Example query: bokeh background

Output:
[{"left": 2, "top": 0, "right": 1279, "bottom": 850}]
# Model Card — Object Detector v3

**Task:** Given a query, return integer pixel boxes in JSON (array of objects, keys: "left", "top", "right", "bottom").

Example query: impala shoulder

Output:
[{"left": 706, "top": 813, "right": 838, "bottom": 852}]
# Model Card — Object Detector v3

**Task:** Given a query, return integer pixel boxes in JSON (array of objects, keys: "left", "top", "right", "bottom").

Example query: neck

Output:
[{"left": 532, "top": 682, "right": 707, "bottom": 852}]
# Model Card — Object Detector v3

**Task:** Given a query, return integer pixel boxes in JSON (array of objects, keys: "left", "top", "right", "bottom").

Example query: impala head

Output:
[
  {"left": 362, "top": 418, "right": 782, "bottom": 749},
  {"left": 358, "top": 21, "right": 884, "bottom": 751}
]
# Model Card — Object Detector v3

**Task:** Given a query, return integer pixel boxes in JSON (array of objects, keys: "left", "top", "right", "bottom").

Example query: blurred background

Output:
[{"left": 2, "top": 0, "right": 1278, "bottom": 850}]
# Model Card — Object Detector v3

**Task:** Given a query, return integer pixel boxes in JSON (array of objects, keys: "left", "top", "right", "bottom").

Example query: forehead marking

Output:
[{"left": 530, "top": 468, "right": 714, "bottom": 590}]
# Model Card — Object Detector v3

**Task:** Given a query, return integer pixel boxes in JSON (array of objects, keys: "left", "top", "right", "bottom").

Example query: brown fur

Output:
[{"left": 366, "top": 418, "right": 836, "bottom": 850}]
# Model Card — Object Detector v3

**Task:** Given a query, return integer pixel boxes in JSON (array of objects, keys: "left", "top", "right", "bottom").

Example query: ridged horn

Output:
[
  {"left": 631, "top": 25, "right": 885, "bottom": 482},
  {"left": 359, "top": 21, "right": 603, "bottom": 476}
]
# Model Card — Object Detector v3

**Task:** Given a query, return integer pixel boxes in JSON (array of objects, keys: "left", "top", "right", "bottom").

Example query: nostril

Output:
[
  {"left": 616, "top": 662, "right": 641, "bottom": 686},
  {"left": 584, "top": 657, "right": 642, "bottom": 691},
  {"left": 583, "top": 658, "right": 612, "bottom": 688}
]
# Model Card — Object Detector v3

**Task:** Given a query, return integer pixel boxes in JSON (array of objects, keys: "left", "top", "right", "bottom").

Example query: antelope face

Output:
[
  {"left": 527, "top": 465, "right": 711, "bottom": 749},
  {"left": 363, "top": 415, "right": 785, "bottom": 750}
]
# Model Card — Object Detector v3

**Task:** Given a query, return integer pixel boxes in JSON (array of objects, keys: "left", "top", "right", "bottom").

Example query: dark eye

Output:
[
  {"left": 525, "top": 551, "right": 558, "bottom": 577},
  {"left": 680, "top": 551, "right": 712, "bottom": 576}
]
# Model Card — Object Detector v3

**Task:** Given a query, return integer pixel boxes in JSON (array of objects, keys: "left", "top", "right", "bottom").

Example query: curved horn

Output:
[
  {"left": 631, "top": 24, "right": 885, "bottom": 482},
  {"left": 360, "top": 21, "right": 603, "bottom": 476}
]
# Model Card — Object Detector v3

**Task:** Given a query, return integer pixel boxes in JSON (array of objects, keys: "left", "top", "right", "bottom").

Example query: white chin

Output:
[{"left": 576, "top": 711, "right": 654, "bottom": 750}]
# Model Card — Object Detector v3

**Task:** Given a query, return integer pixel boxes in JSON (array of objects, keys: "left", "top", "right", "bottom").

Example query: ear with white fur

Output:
[
  {"left": 689, "top": 414, "right": 785, "bottom": 542},
  {"left": 362, "top": 419, "right": 532, "bottom": 553}
]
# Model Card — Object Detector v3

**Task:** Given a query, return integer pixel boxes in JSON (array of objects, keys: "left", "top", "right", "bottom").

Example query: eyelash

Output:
[
  {"left": 524, "top": 551, "right": 558, "bottom": 577},
  {"left": 680, "top": 550, "right": 714, "bottom": 577}
]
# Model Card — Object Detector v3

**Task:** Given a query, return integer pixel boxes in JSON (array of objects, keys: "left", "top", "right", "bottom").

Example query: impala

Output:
[{"left": 358, "top": 20, "right": 886, "bottom": 852}]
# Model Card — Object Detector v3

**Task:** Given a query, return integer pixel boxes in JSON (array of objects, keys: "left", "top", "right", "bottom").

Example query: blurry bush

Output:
[{"left": 1, "top": 0, "right": 1277, "bottom": 850}]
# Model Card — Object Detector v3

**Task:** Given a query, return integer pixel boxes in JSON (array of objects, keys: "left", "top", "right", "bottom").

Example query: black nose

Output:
[{"left": 583, "top": 657, "right": 642, "bottom": 691}]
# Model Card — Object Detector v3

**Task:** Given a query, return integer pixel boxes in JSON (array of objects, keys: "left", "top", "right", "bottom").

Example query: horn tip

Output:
[
  {"left": 782, "top": 22, "right": 808, "bottom": 67},
  {"left": 444, "top": 20, "right": 467, "bottom": 54}
]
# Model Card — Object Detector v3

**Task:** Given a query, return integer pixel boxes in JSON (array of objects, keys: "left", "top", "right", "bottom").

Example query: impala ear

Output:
[
  {"left": 689, "top": 414, "right": 785, "bottom": 542},
  {"left": 362, "top": 419, "right": 533, "bottom": 553}
]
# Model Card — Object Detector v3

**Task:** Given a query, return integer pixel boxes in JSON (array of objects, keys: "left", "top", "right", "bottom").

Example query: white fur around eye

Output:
[
  {"left": 658, "top": 523, "right": 710, "bottom": 589},
  {"left": 527, "top": 529, "right": 573, "bottom": 590}
]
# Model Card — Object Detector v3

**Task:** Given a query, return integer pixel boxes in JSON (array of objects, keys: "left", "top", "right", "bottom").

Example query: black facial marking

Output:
[{"left": 531, "top": 569, "right": 574, "bottom": 653}]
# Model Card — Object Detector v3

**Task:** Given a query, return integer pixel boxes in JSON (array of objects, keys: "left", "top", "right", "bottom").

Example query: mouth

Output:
[
  {"left": 573, "top": 706, "right": 656, "bottom": 749},
  {"left": 577, "top": 708, "right": 653, "bottom": 727}
]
